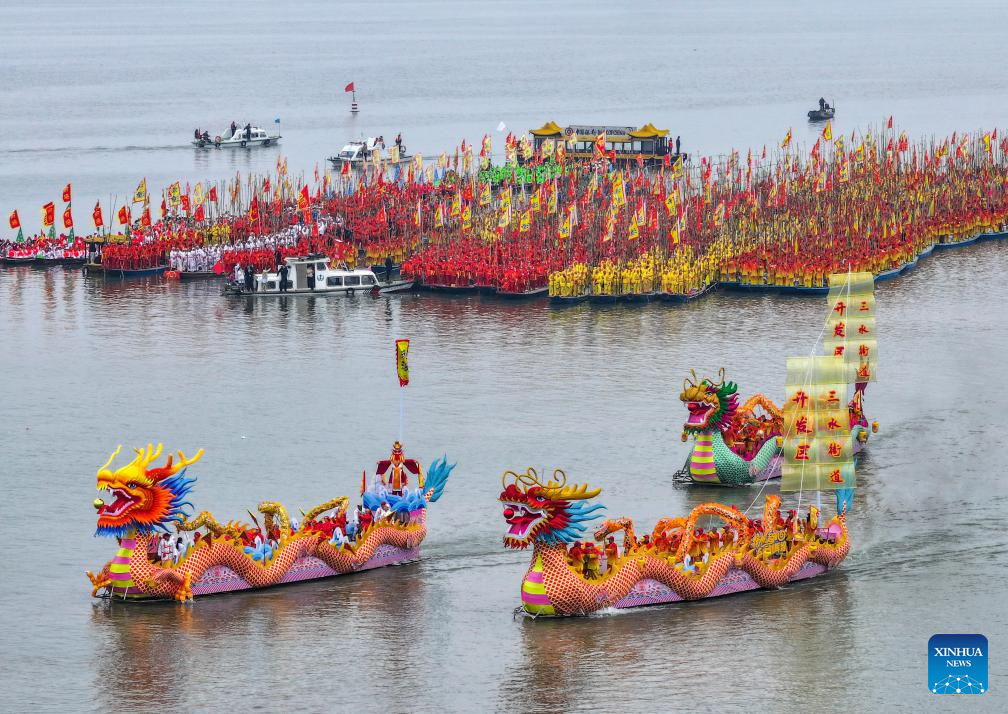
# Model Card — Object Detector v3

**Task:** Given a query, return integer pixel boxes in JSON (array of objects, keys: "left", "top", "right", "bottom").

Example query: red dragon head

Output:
[
  {"left": 499, "top": 468, "right": 606, "bottom": 548},
  {"left": 94, "top": 444, "right": 203, "bottom": 538}
]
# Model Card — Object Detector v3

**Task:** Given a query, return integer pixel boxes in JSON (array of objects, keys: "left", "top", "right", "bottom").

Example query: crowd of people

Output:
[
  {"left": 7, "top": 123, "right": 1006, "bottom": 301},
  {"left": 563, "top": 503, "right": 845, "bottom": 581}
]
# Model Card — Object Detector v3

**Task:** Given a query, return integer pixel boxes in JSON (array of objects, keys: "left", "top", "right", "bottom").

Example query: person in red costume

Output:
[{"left": 375, "top": 441, "right": 422, "bottom": 496}]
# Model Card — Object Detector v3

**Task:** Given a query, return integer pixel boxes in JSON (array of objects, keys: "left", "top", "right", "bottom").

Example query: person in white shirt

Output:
[
  {"left": 234, "top": 264, "right": 244, "bottom": 285},
  {"left": 375, "top": 502, "right": 392, "bottom": 522}
]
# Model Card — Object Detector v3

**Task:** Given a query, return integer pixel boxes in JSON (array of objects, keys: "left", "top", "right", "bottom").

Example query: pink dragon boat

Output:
[
  {"left": 87, "top": 442, "right": 453, "bottom": 601},
  {"left": 499, "top": 468, "right": 849, "bottom": 617}
]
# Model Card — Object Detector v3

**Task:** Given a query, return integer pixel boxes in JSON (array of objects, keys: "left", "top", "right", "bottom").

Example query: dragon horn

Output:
[{"left": 96, "top": 445, "right": 122, "bottom": 478}]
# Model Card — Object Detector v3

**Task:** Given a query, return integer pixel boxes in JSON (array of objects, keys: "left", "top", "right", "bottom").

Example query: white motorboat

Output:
[
  {"left": 225, "top": 255, "right": 414, "bottom": 297},
  {"left": 327, "top": 137, "right": 410, "bottom": 166},
  {"left": 193, "top": 122, "right": 281, "bottom": 149}
]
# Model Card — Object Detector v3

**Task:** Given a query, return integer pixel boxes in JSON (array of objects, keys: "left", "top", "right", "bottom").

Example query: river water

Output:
[{"left": 3, "top": 0, "right": 1008, "bottom": 711}]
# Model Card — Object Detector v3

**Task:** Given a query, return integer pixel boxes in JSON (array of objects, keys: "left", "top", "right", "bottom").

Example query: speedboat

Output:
[
  {"left": 327, "top": 137, "right": 409, "bottom": 166},
  {"left": 224, "top": 255, "right": 414, "bottom": 296},
  {"left": 193, "top": 124, "right": 280, "bottom": 149}
]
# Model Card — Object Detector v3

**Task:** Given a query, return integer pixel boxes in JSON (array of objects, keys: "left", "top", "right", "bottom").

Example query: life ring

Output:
[
  {"left": 346, "top": 288, "right": 355, "bottom": 296},
  {"left": 263, "top": 138, "right": 271, "bottom": 147},
  {"left": 240, "top": 140, "right": 247, "bottom": 148}
]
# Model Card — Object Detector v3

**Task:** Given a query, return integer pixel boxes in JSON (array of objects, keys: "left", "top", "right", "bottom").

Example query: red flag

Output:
[
  {"left": 117, "top": 205, "right": 129, "bottom": 225},
  {"left": 8, "top": 210, "right": 19, "bottom": 229},
  {"left": 194, "top": 203, "right": 205, "bottom": 222},
  {"left": 886, "top": 115, "right": 893, "bottom": 129},
  {"left": 140, "top": 205, "right": 151, "bottom": 228},
  {"left": 62, "top": 183, "right": 72, "bottom": 203},
  {"left": 180, "top": 194, "right": 191, "bottom": 213},
  {"left": 635, "top": 153, "right": 644, "bottom": 168},
  {"left": 344, "top": 82, "right": 355, "bottom": 93},
  {"left": 62, "top": 205, "right": 73, "bottom": 229},
  {"left": 248, "top": 195, "right": 260, "bottom": 222},
  {"left": 341, "top": 160, "right": 350, "bottom": 176},
  {"left": 208, "top": 185, "right": 218, "bottom": 202},
  {"left": 298, "top": 184, "right": 310, "bottom": 210},
  {"left": 160, "top": 198, "right": 167, "bottom": 218},
  {"left": 43, "top": 202, "right": 56, "bottom": 226},
  {"left": 92, "top": 202, "right": 103, "bottom": 228}
]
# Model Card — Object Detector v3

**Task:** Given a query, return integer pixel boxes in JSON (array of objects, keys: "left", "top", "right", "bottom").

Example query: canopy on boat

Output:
[
  {"left": 529, "top": 121, "right": 564, "bottom": 137},
  {"left": 628, "top": 123, "right": 669, "bottom": 138}
]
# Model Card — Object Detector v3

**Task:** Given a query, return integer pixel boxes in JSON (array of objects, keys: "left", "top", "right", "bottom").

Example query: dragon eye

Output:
[{"left": 127, "top": 482, "right": 137, "bottom": 489}]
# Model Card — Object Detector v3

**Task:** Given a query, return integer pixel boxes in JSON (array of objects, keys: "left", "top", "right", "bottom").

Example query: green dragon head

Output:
[{"left": 680, "top": 368, "right": 739, "bottom": 434}]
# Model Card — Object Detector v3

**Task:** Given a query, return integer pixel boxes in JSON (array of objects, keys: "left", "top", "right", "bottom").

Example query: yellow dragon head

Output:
[{"left": 94, "top": 443, "right": 203, "bottom": 538}]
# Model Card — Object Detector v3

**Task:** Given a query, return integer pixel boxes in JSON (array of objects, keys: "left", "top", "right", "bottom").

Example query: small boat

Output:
[
  {"left": 193, "top": 123, "right": 280, "bottom": 149},
  {"left": 327, "top": 137, "right": 409, "bottom": 167},
  {"left": 808, "top": 103, "right": 836, "bottom": 121},
  {"left": 86, "top": 264, "right": 168, "bottom": 278},
  {"left": 87, "top": 442, "right": 455, "bottom": 602},
  {"left": 494, "top": 286, "right": 549, "bottom": 299},
  {"left": 224, "top": 255, "right": 413, "bottom": 297},
  {"left": 178, "top": 270, "right": 222, "bottom": 280},
  {"left": 417, "top": 280, "right": 479, "bottom": 294}
]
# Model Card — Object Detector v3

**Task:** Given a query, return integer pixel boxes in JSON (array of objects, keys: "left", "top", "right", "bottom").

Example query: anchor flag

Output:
[
  {"left": 62, "top": 204, "right": 73, "bottom": 229},
  {"left": 8, "top": 209, "right": 19, "bottom": 230},
  {"left": 395, "top": 339, "right": 410, "bottom": 387},
  {"left": 92, "top": 202, "right": 103, "bottom": 228}
]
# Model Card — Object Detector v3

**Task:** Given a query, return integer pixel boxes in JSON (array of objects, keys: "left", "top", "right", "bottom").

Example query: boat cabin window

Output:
[
  {"left": 344, "top": 275, "right": 361, "bottom": 286},
  {"left": 316, "top": 262, "right": 327, "bottom": 272},
  {"left": 361, "top": 275, "right": 376, "bottom": 286},
  {"left": 326, "top": 276, "right": 343, "bottom": 287},
  {"left": 266, "top": 280, "right": 277, "bottom": 290}
]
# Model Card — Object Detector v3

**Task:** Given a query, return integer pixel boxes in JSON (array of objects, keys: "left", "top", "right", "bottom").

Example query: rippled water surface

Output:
[{"left": 2, "top": 0, "right": 1008, "bottom": 711}]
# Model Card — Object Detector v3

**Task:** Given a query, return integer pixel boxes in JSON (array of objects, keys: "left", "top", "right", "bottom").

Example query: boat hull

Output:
[
  {"left": 611, "top": 560, "right": 828, "bottom": 610},
  {"left": 85, "top": 265, "right": 167, "bottom": 278},
  {"left": 193, "top": 137, "right": 280, "bottom": 149}
]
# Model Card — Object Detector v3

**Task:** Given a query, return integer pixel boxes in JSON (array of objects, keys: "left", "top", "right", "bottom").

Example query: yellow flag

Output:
[
  {"left": 479, "top": 182, "right": 491, "bottom": 206},
  {"left": 395, "top": 339, "right": 410, "bottom": 387},
  {"left": 822, "top": 121, "right": 832, "bottom": 141},
  {"left": 547, "top": 182, "right": 558, "bottom": 214},
  {"left": 611, "top": 171, "right": 626, "bottom": 208},
  {"left": 664, "top": 188, "right": 677, "bottom": 215},
  {"left": 530, "top": 190, "right": 541, "bottom": 213},
  {"left": 193, "top": 182, "right": 204, "bottom": 205},
  {"left": 781, "top": 128, "right": 792, "bottom": 150},
  {"left": 462, "top": 203, "right": 472, "bottom": 231},
  {"left": 520, "top": 209, "right": 531, "bottom": 233},
  {"left": 558, "top": 209, "right": 571, "bottom": 240},
  {"left": 451, "top": 192, "right": 461, "bottom": 217},
  {"left": 132, "top": 178, "right": 147, "bottom": 204}
]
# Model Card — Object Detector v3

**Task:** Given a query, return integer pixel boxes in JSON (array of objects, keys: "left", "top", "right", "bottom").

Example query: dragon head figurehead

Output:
[
  {"left": 498, "top": 468, "right": 606, "bottom": 549},
  {"left": 94, "top": 443, "right": 203, "bottom": 538},
  {"left": 680, "top": 368, "right": 739, "bottom": 435}
]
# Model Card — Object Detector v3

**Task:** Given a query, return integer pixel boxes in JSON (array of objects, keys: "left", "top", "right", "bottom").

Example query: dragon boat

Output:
[
  {"left": 87, "top": 442, "right": 454, "bottom": 602},
  {"left": 500, "top": 469, "right": 849, "bottom": 617},
  {"left": 502, "top": 271, "right": 880, "bottom": 617},
  {"left": 679, "top": 272, "right": 880, "bottom": 486}
]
